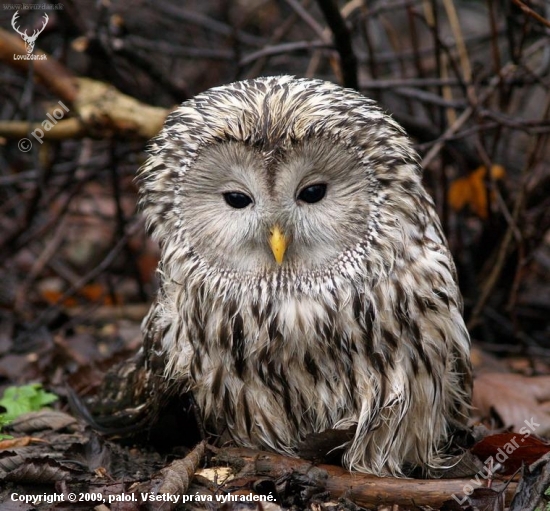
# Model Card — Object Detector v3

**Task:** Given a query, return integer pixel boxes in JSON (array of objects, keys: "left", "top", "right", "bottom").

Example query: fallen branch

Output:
[
  {"left": 214, "top": 447, "right": 518, "bottom": 508},
  {"left": 0, "top": 28, "right": 78, "bottom": 103},
  {"left": 0, "top": 29, "right": 172, "bottom": 142}
]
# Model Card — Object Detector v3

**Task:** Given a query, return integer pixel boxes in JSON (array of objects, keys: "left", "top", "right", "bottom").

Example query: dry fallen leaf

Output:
[
  {"left": 0, "top": 436, "right": 47, "bottom": 450},
  {"left": 471, "top": 432, "right": 550, "bottom": 474},
  {"left": 448, "top": 165, "right": 506, "bottom": 218},
  {"left": 473, "top": 372, "right": 550, "bottom": 436}
]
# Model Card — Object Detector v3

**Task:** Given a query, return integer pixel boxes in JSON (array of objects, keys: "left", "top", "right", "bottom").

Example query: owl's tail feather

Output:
[
  {"left": 68, "top": 350, "right": 159, "bottom": 434},
  {"left": 68, "top": 348, "right": 195, "bottom": 443}
]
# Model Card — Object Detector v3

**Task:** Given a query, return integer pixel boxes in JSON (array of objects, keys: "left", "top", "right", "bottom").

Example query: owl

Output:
[{"left": 132, "top": 76, "right": 472, "bottom": 477}]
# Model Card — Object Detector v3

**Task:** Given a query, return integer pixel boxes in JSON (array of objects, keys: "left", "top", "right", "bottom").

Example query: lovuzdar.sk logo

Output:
[{"left": 11, "top": 10, "right": 48, "bottom": 60}]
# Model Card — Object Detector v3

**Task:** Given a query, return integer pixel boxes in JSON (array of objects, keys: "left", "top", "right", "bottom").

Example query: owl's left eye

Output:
[
  {"left": 297, "top": 183, "right": 327, "bottom": 204},
  {"left": 223, "top": 192, "right": 253, "bottom": 209}
]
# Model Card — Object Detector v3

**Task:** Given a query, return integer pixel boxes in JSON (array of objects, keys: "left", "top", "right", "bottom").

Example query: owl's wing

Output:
[{"left": 70, "top": 300, "right": 187, "bottom": 436}]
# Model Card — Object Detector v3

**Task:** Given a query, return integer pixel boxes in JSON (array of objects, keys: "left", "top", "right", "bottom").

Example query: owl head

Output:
[{"left": 138, "top": 76, "right": 424, "bottom": 278}]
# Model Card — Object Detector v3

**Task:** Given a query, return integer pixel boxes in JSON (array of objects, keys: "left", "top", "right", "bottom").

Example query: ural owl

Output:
[{"left": 121, "top": 76, "right": 472, "bottom": 477}]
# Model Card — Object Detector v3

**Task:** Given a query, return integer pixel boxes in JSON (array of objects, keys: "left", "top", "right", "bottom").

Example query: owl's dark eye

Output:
[
  {"left": 223, "top": 192, "right": 253, "bottom": 209},
  {"left": 297, "top": 183, "right": 327, "bottom": 204}
]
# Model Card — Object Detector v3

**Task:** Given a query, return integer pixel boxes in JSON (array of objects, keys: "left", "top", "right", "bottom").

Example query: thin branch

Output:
[
  {"left": 155, "top": 2, "right": 266, "bottom": 47},
  {"left": 0, "top": 28, "right": 78, "bottom": 103},
  {"left": 512, "top": 0, "right": 550, "bottom": 29},
  {"left": 421, "top": 38, "right": 546, "bottom": 167},
  {"left": 32, "top": 221, "right": 141, "bottom": 328},
  {"left": 239, "top": 40, "right": 330, "bottom": 66},
  {"left": 467, "top": 92, "right": 550, "bottom": 329},
  {"left": 245, "top": 0, "right": 311, "bottom": 78},
  {"left": 285, "top": 0, "right": 327, "bottom": 41},
  {"left": 315, "top": 0, "right": 359, "bottom": 89}
]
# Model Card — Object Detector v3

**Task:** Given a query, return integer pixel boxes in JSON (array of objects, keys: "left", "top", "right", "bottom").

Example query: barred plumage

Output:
[{"left": 137, "top": 76, "right": 472, "bottom": 476}]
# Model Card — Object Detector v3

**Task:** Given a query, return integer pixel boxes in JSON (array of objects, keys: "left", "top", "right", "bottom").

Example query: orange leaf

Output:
[
  {"left": 0, "top": 436, "right": 47, "bottom": 450},
  {"left": 40, "top": 289, "right": 77, "bottom": 307},
  {"left": 448, "top": 165, "right": 506, "bottom": 218},
  {"left": 40, "top": 283, "right": 120, "bottom": 307},
  {"left": 80, "top": 283, "right": 120, "bottom": 305}
]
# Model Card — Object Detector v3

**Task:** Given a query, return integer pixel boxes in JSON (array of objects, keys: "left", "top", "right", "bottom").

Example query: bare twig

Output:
[
  {"left": 421, "top": 38, "right": 548, "bottom": 167},
  {"left": 245, "top": 0, "right": 310, "bottom": 77},
  {"left": 0, "top": 28, "right": 78, "bottom": 103},
  {"left": 468, "top": 92, "right": 550, "bottom": 329},
  {"left": 0, "top": 77, "right": 170, "bottom": 142},
  {"left": 239, "top": 40, "right": 329, "bottom": 67},
  {"left": 285, "top": 0, "right": 327, "bottom": 41},
  {"left": 32, "top": 221, "right": 141, "bottom": 327},
  {"left": 315, "top": 0, "right": 359, "bottom": 89},
  {"left": 511, "top": 0, "right": 550, "bottom": 29},
  {"left": 155, "top": 2, "right": 266, "bottom": 47}
]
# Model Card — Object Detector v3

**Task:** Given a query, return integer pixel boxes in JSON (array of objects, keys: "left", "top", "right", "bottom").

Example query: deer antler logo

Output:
[{"left": 11, "top": 11, "right": 49, "bottom": 54}]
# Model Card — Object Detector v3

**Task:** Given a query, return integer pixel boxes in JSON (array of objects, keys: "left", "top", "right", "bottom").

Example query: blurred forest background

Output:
[{"left": 0, "top": 0, "right": 550, "bottom": 508}]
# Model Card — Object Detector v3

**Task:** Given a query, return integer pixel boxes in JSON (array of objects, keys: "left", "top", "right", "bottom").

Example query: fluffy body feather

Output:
[{"left": 138, "top": 76, "right": 472, "bottom": 476}]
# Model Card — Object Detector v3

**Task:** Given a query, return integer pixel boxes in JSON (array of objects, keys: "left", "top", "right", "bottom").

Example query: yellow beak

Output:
[{"left": 269, "top": 225, "right": 288, "bottom": 265}]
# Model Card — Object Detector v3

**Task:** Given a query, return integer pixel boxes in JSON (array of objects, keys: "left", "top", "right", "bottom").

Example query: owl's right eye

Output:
[
  {"left": 223, "top": 192, "right": 253, "bottom": 209},
  {"left": 297, "top": 183, "right": 327, "bottom": 204}
]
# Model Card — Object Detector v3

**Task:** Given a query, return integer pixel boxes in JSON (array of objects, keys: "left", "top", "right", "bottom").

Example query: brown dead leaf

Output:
[
  {"left": 80, "top": 283, "right": 120, "bottom": 305},
  {"left": 297, "top": 426, "right": 355, "bottom": 464},
  {"left": 471, "top": 432, "right": 550, "bottom": 474},
  {"left": 0, "top": 436, "right": 47, "bottom": 450},
  {"left": 460, "top": 487, "right": 506, "bottom": 511},
  {"left": 508, "top": 452, "right": 550, "bottom": 511},
  {"left": 473, "top": 373, "right": 550, "bottom": 436},
  {"left": 40, "top": 288, "right": 77, "bottom": 307},
  {"left": 40, "top": 283, "right": 122, "bottom": 307},
  {"left": 9, "top": 410, "right": 78, "bottom": 433},
  {"left": 0, "top": 452, "right": 75, "bottom": 482},
  {"left": 448, "top": 165, "right": 506, "bottom": 218}
]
